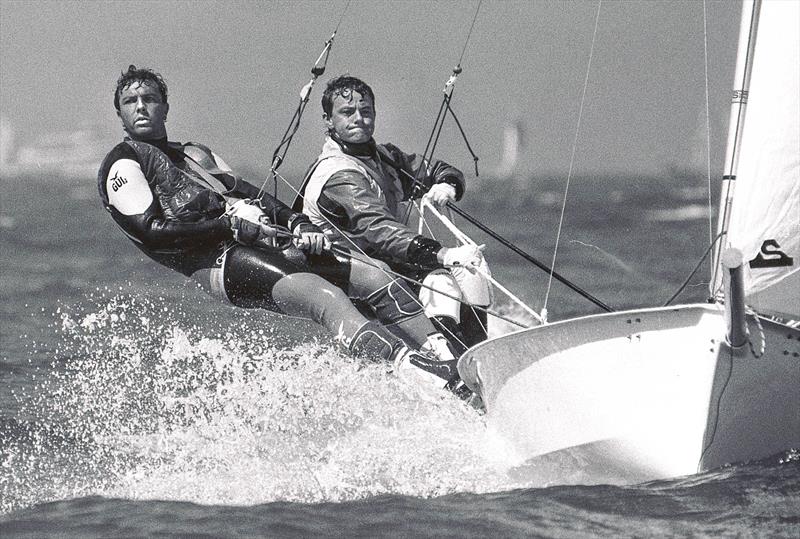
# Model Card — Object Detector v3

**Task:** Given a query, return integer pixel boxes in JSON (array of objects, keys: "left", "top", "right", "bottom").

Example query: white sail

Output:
[{"left": 718, "top": 0, "right": 800, "bottom": 319}]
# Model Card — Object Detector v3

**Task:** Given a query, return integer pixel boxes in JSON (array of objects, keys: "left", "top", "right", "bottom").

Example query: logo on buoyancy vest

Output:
[
  {"left": 749, "top": 239, "right": 794, "bottom": 268},
  {"left": 110, "top": 171, "right": 128, "bottom": 192}
]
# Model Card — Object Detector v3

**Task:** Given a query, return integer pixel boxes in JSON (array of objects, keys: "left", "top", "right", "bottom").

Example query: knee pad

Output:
[
  {"left": 365, "top": 278, "right": 423, "bottom": 325},
  {"left": 348, "top": 321, "right": 400, "bottom": 362},
  {"left": 419, "top": 269, "right": 462, "bottom": 321}
]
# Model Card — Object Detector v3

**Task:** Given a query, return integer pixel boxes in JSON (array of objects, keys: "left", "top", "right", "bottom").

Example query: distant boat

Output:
[
  {"left": 458, "top": 0, "right": 799, "bottom": 484},
  {"left": 494, "top": 120, "right": 526, "bottom": 180}
]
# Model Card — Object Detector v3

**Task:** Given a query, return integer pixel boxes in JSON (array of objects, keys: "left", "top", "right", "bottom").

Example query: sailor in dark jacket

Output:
[
  {"left": 297, "top": 75, "right": 492, "bottom": 354},
  {"left": 98, "top": 65, "right": 464, "bottom": 390}
]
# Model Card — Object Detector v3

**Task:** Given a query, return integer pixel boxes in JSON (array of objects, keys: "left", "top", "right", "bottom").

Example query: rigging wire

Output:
[
  {"left": 456, "top": 0, "right": 482, "bottom": 68},
  {"left": 543, "top": 0, "right": 602, "bottom": 313},
  {"left": 256, "top": 0, "right": 352, "bottom": 212},
  {"left": 406, "top": 0, "right": 617, "bottom": 316},
  {"left": 663, "top": 232, "right": 723, "bottom": 306},
  {"left": 402, "top": 0, "right": 483, "bottom": 223}
]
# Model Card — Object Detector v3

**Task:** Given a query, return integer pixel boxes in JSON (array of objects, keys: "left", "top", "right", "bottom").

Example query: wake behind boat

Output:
[{"left": 457, "top": 0, "right": 799, "bottom": 484}]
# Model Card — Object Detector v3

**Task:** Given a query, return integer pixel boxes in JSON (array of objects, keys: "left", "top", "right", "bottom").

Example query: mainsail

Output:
[{"left": 713, "top": 0, "right": 799, "bottom": 320}]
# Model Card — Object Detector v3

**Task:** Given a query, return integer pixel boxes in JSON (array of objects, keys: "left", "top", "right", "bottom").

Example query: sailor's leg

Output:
[
  {"left": 221, "top": 245, "right": 401, "bottom": 362},
  {"left": 193, "top": 246, "right": 468, "bottom": 396},
  {"left": 419, "top": 269, "right": 469, "bottom": 355},
  {"left": 344, "top": 257, "right": 432, "bottom": 346},
  {"left": 274, "top": 274, "right": 462, "bottom": 390},
  {"left": 458, "top": 304, "right": 489, "bottom": 347},
  {"left": 272, "top": 273, "right": 405, "bottom": 360},
  {"left": 450, "top": 259, "right": 493, "bottom": 347},
  {"left": 314, "top": 250, "right": 455, "bottom": 360}
]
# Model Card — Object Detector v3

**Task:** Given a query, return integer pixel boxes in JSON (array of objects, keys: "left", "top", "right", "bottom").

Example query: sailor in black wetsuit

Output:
[{"left": 98, "top": 65, "right": 464, "bottom": 391}]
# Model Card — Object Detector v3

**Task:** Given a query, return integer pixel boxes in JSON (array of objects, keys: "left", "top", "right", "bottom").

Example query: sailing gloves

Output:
[
  {"left": 439, "top": 243, "right": 485, "bottom": 271},
  {"left": 228, "top": 200, "right": 279, "bottom": 249},
  {"left": 406, "top": 237, "right": 485, "bottom": 271},
  {"left": 229, "top": 200, "right": 329, "bottom": 255},
  {"left": 424, "top": 183, "right": 457, "bottom": 209}
]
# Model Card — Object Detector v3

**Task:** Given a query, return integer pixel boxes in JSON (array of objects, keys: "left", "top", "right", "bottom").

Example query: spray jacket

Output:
[{"left": 294, "top": 136, "right": 465, "bottom": 269}]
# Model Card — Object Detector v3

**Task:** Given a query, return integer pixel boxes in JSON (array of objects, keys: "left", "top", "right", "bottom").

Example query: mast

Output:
[{"left": 710, "top": 0, "right": 762, "bottom": 297}]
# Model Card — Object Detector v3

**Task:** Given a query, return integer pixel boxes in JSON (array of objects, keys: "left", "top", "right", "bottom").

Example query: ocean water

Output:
[{"left": 1, "top": 172, "right": 797, "bottom": 538}]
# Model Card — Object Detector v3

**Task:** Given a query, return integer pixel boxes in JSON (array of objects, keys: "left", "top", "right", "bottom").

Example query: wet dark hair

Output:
[
  {"left": 321, "top": 75, "right": 375, "bottom": 116},
  {"left": 114, "top": 65, "right": 168, "bottom": 111}
]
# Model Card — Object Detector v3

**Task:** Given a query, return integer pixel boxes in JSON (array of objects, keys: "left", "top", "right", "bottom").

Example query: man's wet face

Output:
[
  {"left": 325, "top": 89, "right": 375, "bottom": 144},
  {"left": 116, "top": 80, "right": 169, "bottom": 140}
]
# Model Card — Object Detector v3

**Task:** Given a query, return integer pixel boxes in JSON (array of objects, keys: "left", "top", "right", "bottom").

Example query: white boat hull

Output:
[{"left": 459, "top": 304, "right": 800, "bottom": 483}]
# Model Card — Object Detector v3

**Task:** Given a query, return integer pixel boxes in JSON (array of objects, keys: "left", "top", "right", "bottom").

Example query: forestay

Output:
[{"left": 713, "top": 0, "right": 799, "bottom": 320}]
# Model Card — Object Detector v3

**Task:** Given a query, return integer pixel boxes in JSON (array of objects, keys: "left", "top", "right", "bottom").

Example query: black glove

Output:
[{"left": 228, "top": 201, "right": 278, "bottom": 249}]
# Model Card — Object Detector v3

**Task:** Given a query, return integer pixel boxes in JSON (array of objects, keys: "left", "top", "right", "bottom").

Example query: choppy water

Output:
[{"left": 1, "top": 173, "right": 798, "bottom": 538}]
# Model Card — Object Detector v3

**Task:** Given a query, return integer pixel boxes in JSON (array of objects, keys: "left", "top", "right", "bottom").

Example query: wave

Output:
[{"left": 2, "top": 295, "right": 521, "bottom": 512}]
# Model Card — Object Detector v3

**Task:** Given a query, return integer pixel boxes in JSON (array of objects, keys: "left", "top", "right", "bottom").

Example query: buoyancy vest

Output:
[
  {"left": 97, "top": 139, "right": 232, "bottom": 276},
  {"left": 297, "top": 137, "right": 407, "bottom": 236},
  {"left": 125, "top": 139, "right": 227, "bottom": 222},
  {"left": 97, "top": 139, "right": 227, "bottom": 224}
]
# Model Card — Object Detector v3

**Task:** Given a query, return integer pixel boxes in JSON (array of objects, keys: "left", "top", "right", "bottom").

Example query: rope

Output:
[
  {"left": 413, "top": 202, "right": 492, "bottom": 338},
  {"left": 271, "top": 169, "right": 533, "bottom": 336},
  {"left": 444, "top": 99, "right": 480, "bottom": 176},
  {"left": 543, "top": 0, "right": 602, "bottom": 312},
  {"left": 697, "top": 342, "right": 733, "bottom": 470},
  {"left": 419, "top": 199, "right": 545, "bottom": 324},
  {"left": 335, "top": 244, "right": 527, "bottom": 330},
  {"left": 745, "top": 307, "right": 766, "bottom": 358}
]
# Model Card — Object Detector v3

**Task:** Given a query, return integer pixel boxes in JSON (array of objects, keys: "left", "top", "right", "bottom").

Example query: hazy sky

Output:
[{"left": 1, "top": 0, "right": 741, "bottom": 178}]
